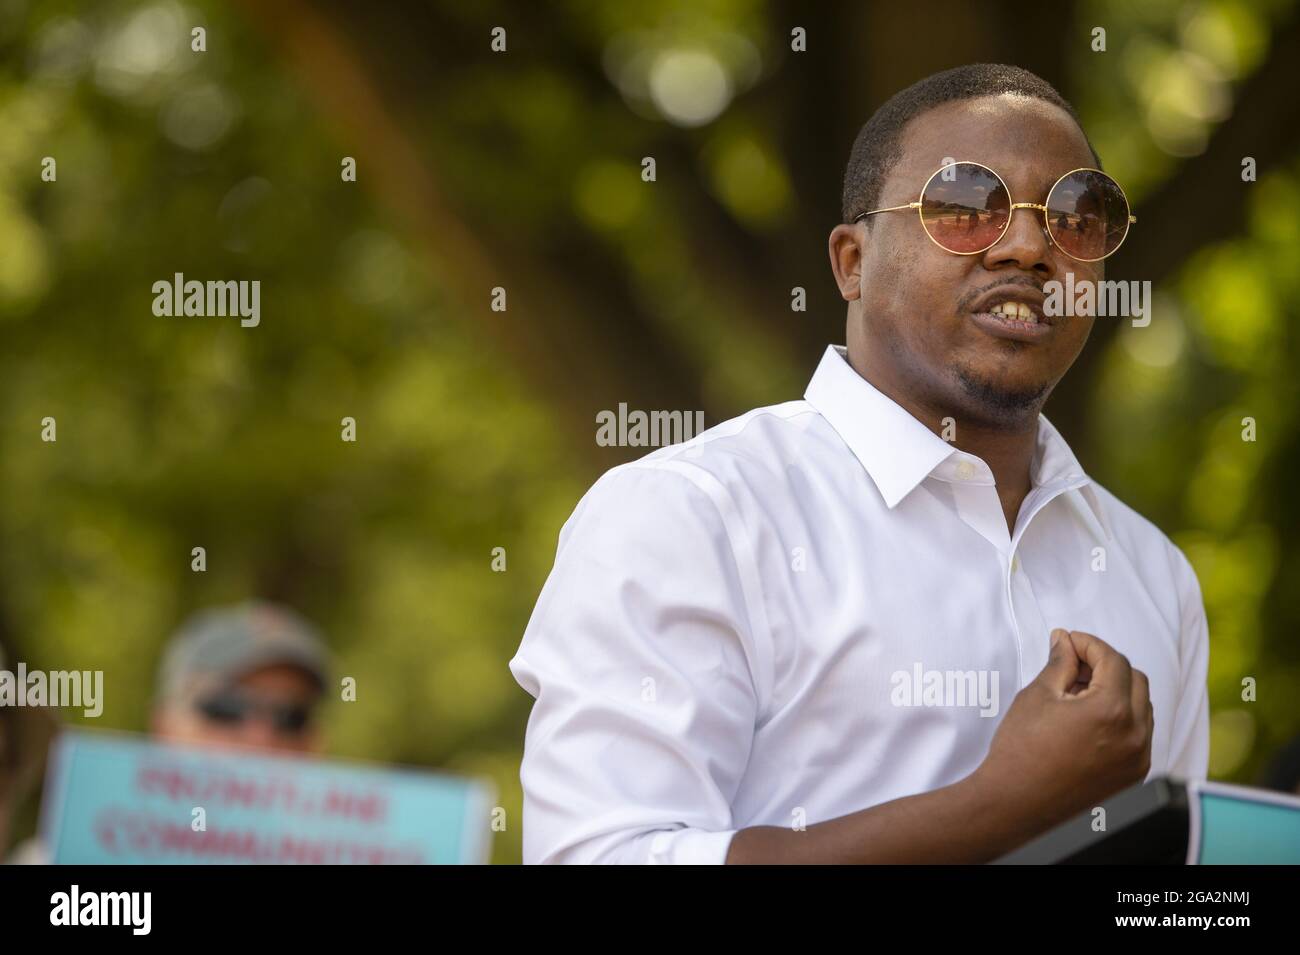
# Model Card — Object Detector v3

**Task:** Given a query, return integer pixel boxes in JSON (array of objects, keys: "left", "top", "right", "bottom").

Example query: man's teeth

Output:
[{"left": 988, "top": 301, "right": 1037, "bottom": 322}]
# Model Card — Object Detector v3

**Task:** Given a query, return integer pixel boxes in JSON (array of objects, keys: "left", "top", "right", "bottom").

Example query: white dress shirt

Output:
[{"left": 510, "top": 345, "right": 1210, "bottom": 864}]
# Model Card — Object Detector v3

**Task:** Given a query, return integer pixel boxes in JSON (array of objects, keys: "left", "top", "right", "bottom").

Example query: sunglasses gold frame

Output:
[{"left": 853, "top": 161, "right": 1137, "bottom": 263}]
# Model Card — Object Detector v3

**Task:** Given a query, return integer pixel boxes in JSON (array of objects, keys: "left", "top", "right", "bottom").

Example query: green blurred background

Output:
[{"left": 1, "top": 0, "right": 1298, "bottom": 862}]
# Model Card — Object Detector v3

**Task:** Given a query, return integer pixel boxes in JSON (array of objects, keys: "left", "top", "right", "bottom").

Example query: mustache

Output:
[{"left": 958, "top": 277, "right": 1045, "bottom": 312}]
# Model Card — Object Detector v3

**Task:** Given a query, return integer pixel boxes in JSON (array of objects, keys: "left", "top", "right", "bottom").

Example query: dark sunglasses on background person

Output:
[
  {"left": 854, "top": 160, "right": 1136, "bottom": 262},
  {"left": 196, "top": 691, "right": 315, "bottom": 734}
]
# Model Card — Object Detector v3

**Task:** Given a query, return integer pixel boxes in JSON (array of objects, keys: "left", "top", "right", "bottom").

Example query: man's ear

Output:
[{"left": 828, "top": 223, "right": 865, "bottom": 302}]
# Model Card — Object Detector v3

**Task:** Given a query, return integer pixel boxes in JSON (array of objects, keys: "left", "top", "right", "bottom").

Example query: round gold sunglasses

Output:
[{"left": 853, "top": 160, "right": 1137, "bottom": 262}]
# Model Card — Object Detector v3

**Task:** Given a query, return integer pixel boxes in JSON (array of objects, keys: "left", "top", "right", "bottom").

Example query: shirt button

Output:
[
  {"left": 955, "top": 460, "right": 976, "bottom": 480},
  {"left": 1011, "top": 554, "right": 1021, "bottom": 573}
]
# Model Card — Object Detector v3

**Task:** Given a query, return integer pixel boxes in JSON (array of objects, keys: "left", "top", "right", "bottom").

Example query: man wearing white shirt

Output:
[{"left": 510, "top": 64, "right": 1209, "bottom": 864}]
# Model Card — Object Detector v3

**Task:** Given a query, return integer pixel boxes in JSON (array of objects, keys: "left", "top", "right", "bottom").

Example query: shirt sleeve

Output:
[
  {"left": 1166, "top": 544, "right": 1210, "bottom": 781},
  {"left": 509, "top": 462, "right": 765, "bottom": 864}
]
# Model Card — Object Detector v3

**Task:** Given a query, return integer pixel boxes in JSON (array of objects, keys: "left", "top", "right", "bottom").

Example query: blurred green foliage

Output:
[{"left": 1, "top": 0, "right": 1297, "bottom": 863}]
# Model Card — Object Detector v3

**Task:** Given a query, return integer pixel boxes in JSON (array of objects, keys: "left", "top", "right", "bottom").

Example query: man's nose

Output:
[{"left": 983, "top": 206, "right": 1055, "bottom": 276}]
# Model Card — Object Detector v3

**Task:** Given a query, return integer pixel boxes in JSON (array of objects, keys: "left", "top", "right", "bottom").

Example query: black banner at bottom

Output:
[{"left": 0, "top": 863, "right": 1281, "bottom": 939}]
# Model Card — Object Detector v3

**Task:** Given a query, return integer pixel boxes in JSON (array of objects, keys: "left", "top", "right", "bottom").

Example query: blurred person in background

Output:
[
  {"left": 151, "top": 601, "right": 332, "bottom": 755},
  {"left": 6, "top": 603, "right": 330, "bottom": 864}
]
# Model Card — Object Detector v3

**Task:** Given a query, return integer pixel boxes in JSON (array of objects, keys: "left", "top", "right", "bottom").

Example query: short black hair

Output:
[{"left": 841, "top": 63, "right": 1100, "bottom": 223}]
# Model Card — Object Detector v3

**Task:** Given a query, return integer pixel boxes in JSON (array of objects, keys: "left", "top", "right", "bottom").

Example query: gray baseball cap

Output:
[{"left": 156, "top": 601, "right": 331, "bottom": 705}]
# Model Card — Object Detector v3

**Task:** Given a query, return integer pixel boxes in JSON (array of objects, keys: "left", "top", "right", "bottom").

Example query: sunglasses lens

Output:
[
  {"left": 1046, "top": 170, "right": 1130, "bottom": 260},
  {"left": 198, "top": 695, "right": 246, "bottom": 725},
  {"left": 919, "top": 163, "right": 1010, "bottom": 253},
  {"left": 272, "top": 705, "right": 311, "bottom": 734}
]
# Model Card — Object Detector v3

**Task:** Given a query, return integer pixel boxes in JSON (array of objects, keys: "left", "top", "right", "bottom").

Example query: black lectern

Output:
[{"left": 993, "top": 776, "right": 1300, "bottom": 864}]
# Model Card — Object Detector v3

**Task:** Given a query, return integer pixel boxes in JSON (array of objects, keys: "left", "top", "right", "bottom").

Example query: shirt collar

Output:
[{"left": 803, "top": 345, "right": 1112, "bottom": 541}]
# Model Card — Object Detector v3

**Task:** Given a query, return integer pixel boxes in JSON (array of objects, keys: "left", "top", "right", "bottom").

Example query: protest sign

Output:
[
  {"left": 41, "top": 730, "right": 493, "bottom": 864},
  {"left": 1185, "top": 779, "right": 1300, "bottom": 864}
]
